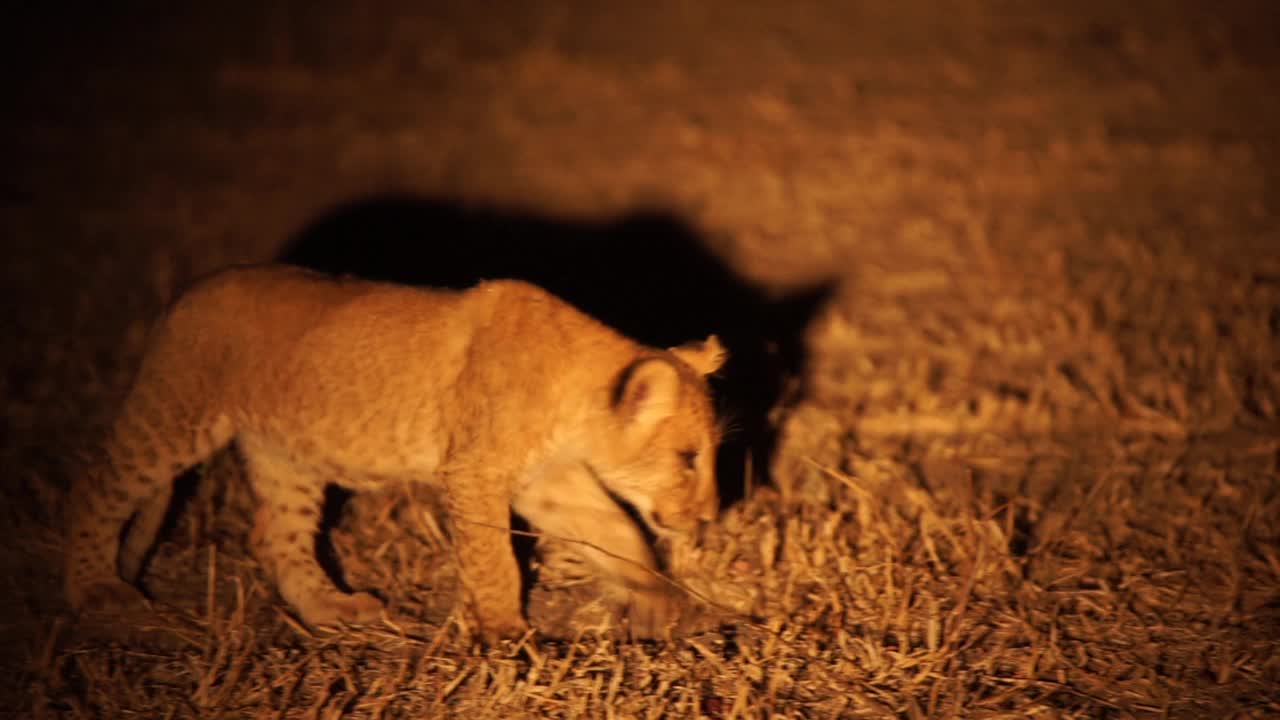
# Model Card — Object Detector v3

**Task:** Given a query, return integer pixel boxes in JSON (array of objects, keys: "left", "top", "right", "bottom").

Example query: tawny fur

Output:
[{"left": 64, "top": 265, "right": 725, "bottom": 642}]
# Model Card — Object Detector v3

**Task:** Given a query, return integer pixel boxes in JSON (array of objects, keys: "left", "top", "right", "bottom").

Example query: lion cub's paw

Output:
[
  {"left": 478, "top": 616, "right": 532, "bottom": 647},
  {"left": 625, "top": 587, "right": 685, "bottom": 641},
  {"left": 299, "top": 590, "right": 385, "bottom": 628},
  {"left": 67, "top": 577, "right": 150, "bottom": 615}
]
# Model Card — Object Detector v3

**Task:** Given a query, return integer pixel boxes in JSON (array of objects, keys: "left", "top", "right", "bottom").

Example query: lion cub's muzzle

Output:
[{"left": 649, "top": 494, "right": 718, "bottom": 537}]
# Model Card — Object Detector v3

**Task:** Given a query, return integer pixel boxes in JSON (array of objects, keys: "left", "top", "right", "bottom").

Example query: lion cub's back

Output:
[
  {"left": 176, "top": 265, "right": 434, "bottom": 338},
  {"left": 169, "top": 266, "right": 460, "bottom": 405}
]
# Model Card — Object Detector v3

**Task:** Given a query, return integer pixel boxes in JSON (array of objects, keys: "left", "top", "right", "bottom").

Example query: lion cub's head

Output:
[{"left": 591, "top": 335, "right": 727, "bottom": 537}]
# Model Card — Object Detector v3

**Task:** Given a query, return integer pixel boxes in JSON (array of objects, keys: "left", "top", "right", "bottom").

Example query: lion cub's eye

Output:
[{"left": 679, "top": 450, "right": 698, "bottom": 471}]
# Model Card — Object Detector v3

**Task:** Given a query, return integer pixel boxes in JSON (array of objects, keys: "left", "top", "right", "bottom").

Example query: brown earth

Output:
[{"left": 3, "top": 2, "right": 1279, "bottom": 717}]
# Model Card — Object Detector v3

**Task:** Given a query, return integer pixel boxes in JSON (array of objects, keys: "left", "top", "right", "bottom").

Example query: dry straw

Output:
[{"left": 15, "top": 242, "right": 1280, "bottom": 718}]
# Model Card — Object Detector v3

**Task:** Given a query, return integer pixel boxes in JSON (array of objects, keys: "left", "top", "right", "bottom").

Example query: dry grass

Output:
[
  {"left": 4, "top": 2, "right": 1280, "bottom": 717},
  {"left": 18, "top": 242, "right": 1280, "bottom": 718}
]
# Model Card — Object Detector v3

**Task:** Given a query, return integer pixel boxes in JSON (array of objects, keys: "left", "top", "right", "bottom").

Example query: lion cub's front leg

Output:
[{"left": 445, "top": 477, "right": 530, "bottom": 644}]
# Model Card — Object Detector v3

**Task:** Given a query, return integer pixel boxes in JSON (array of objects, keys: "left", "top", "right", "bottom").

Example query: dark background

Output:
[{"left": 3, "top": 2, "right": 1278, "bottom": 715}]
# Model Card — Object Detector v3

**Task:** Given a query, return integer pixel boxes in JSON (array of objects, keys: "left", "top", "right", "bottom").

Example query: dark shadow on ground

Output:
[{"left": 279, "top": 194, "right": 831, "bottom": 506}]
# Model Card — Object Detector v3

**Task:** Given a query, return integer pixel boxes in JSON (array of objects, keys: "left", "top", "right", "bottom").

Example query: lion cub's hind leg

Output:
[
  {"left": 117, "top": 484, "right": 176, "bottom": 584},
  {"left": 239, "top": 435, "right": 383, "bottom": 628},
  {"left": 64, "top": 365, "right": 235, "bottom": 615}
]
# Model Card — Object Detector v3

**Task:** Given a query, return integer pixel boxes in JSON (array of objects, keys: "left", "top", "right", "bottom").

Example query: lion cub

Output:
[{"left": 65, "top": 265, "right": 724, "bottom": 642}]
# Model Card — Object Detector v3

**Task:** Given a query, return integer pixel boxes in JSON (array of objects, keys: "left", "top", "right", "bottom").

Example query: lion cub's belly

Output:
[
  {"left": 229, "top": 360, "right": 456, "bottom": 488},
  {"left": 236, "top": 419, "right": 448, "bottom": 495}
]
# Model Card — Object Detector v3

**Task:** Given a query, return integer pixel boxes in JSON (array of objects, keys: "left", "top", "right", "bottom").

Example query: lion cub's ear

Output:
[
  {"left": 669, "top": 334, "right": 727, "bottom": 376},
  {"left": 615, "top": 358, "right": 681, "bottom": 431}
]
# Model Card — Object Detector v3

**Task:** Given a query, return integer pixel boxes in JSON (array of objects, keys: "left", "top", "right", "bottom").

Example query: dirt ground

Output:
[{"left": 3, "top": 2, "right": 1279, "bottom": 717}]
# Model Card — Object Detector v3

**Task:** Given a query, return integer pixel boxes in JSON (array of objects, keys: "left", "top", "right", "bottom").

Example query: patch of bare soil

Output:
[{"left": 3, "top": 2, "right": 1278, "bottom": 717}]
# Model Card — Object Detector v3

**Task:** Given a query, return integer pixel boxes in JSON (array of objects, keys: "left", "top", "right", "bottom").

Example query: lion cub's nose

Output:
[
  {"left": 649, "top": 509, "right": 669, "bottom": 532},
  {"left": 651, "top": 509, "right": 698, "bottom": 535}
]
